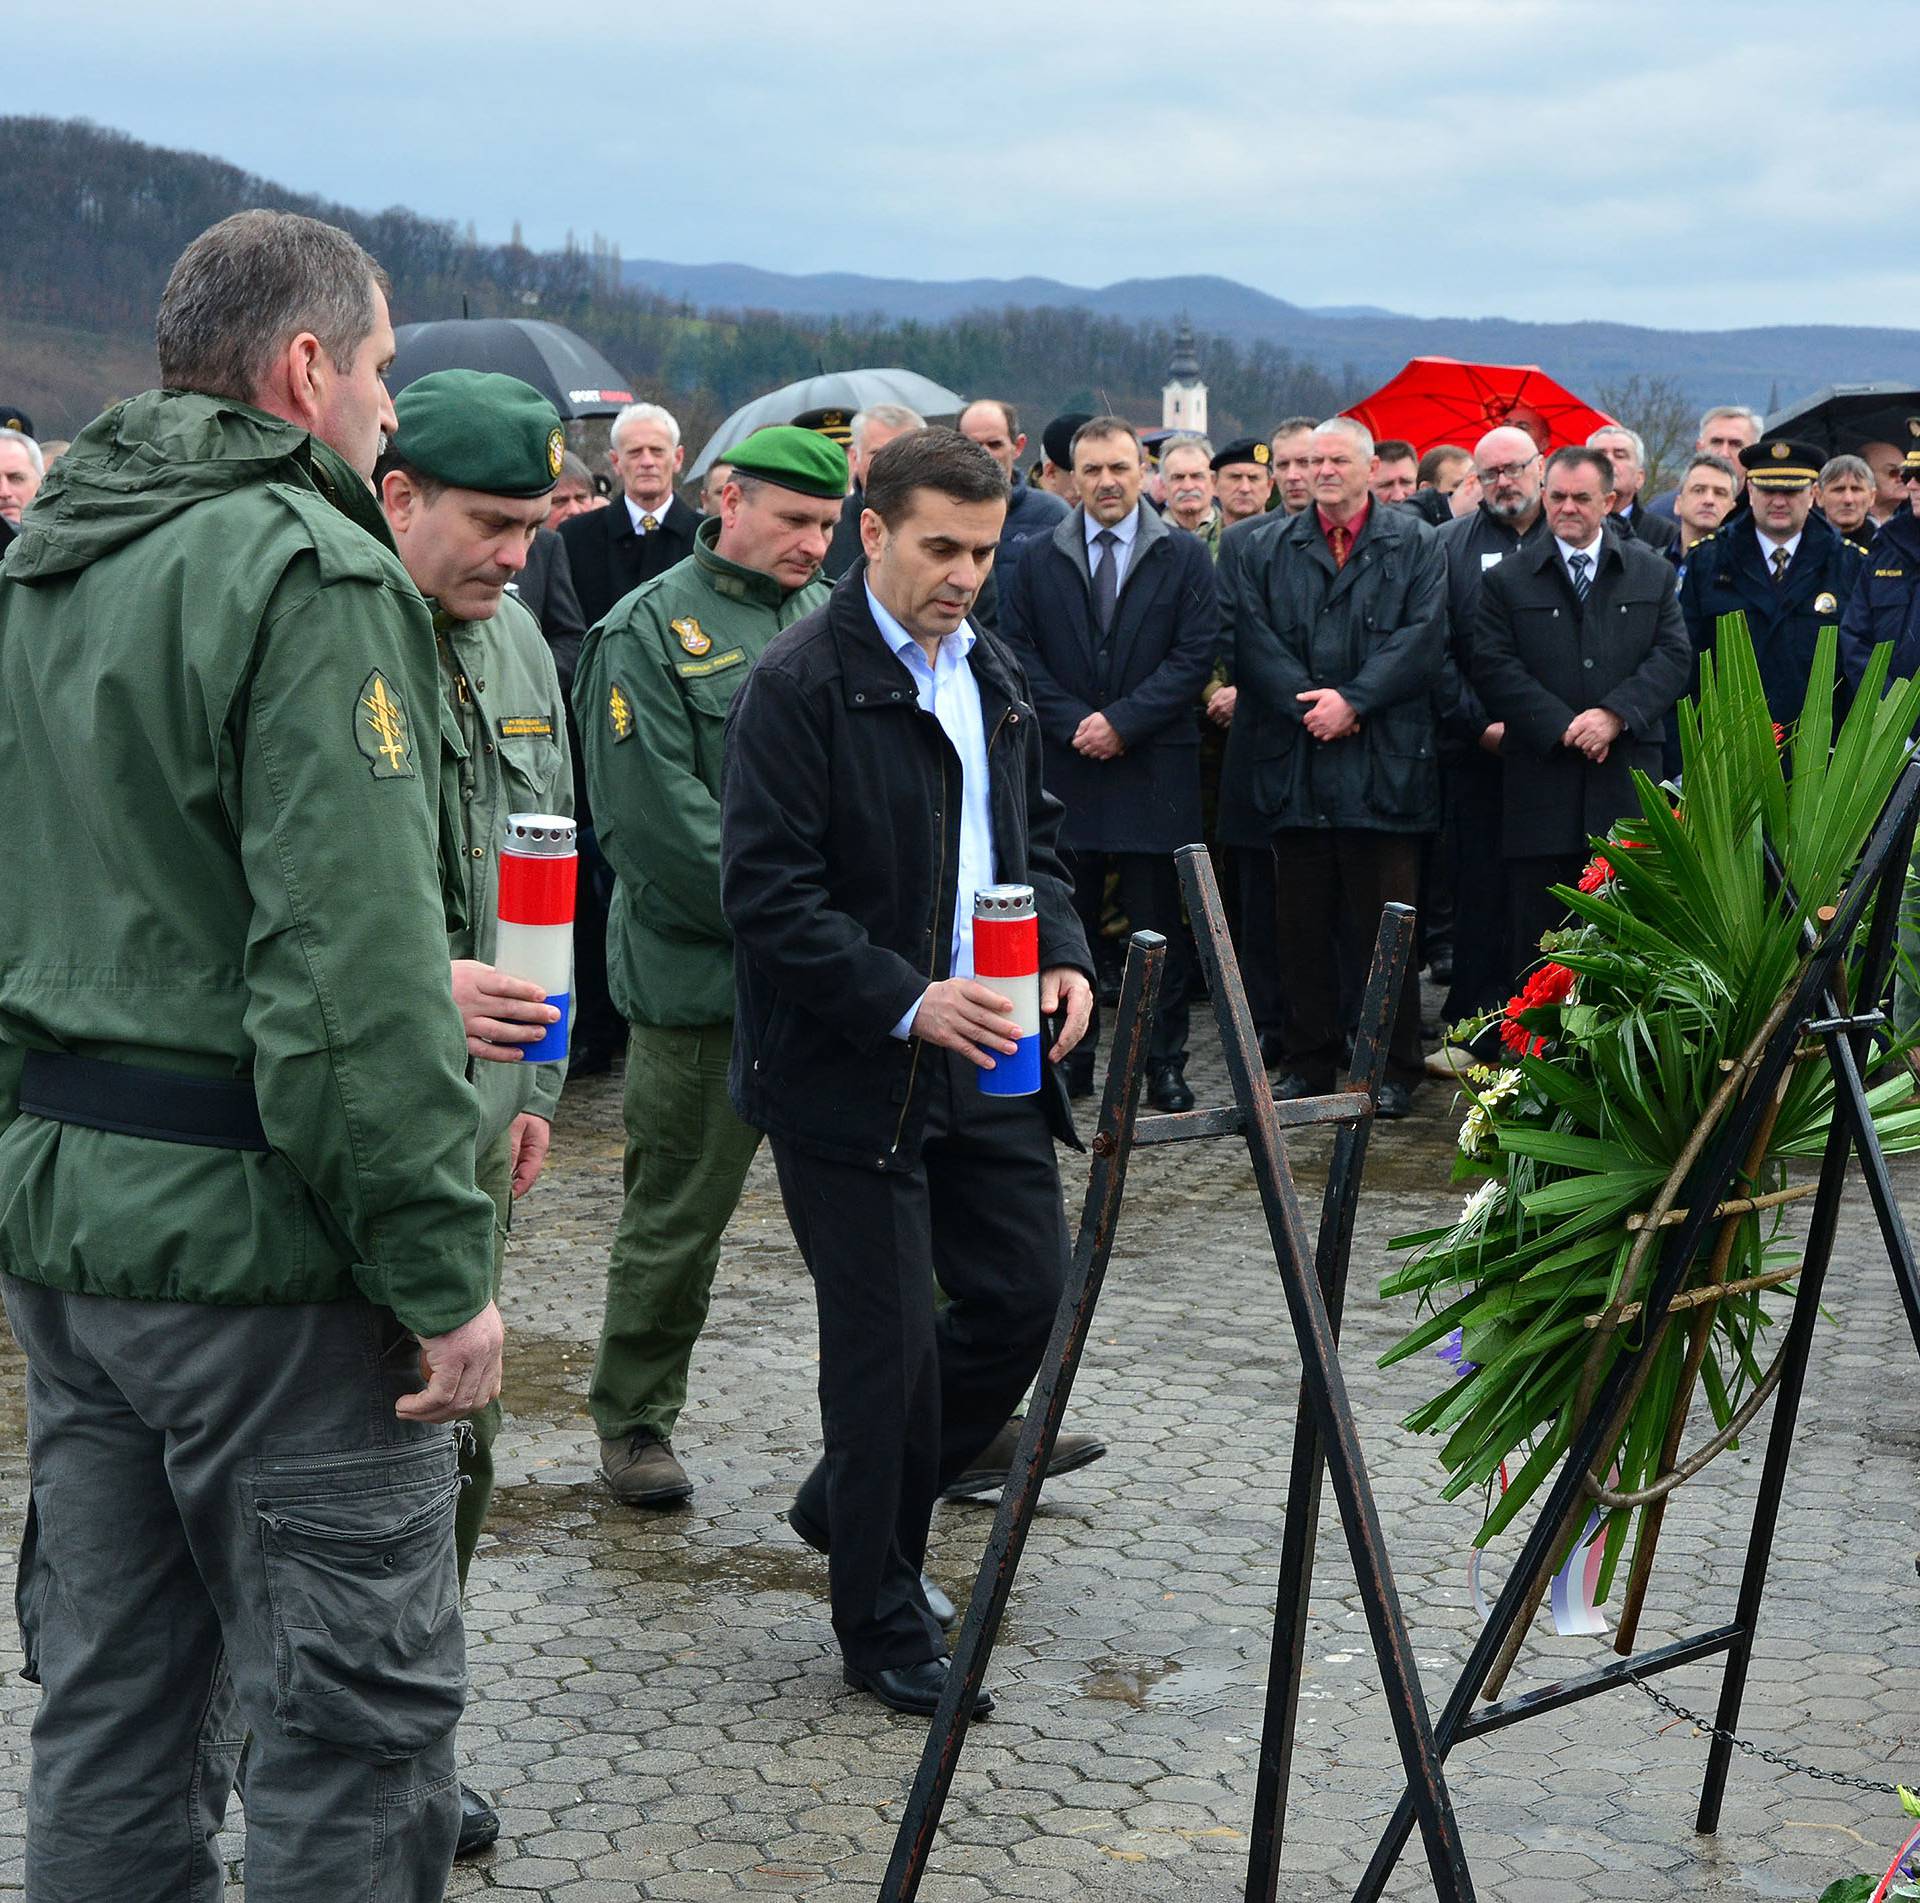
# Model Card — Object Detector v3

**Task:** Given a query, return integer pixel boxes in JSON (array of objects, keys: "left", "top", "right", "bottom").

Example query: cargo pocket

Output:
[{"left": 255, "top": 1440, "right": 464, "bottom": 1763}]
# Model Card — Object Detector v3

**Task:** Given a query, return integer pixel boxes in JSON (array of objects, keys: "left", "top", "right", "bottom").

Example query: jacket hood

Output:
[{"left": 3, "top": 389, "right": 387, "bottom": 584}]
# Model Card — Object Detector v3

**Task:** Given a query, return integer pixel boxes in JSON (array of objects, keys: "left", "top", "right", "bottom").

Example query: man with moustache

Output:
[
  {"left": 1002, "top": 417, "right": 1217, "bottom": 1113},
  {"left": 1159, "top": 432, "right": 1220, "bottom": 551},
  {"left": 1433, "top": 425, "right": 1553, "bottom": 1029}
]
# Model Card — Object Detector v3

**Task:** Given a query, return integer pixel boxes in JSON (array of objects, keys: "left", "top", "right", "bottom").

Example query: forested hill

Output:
[{"left": 0, "top": 117, "right": 1352, "bottom": 442}]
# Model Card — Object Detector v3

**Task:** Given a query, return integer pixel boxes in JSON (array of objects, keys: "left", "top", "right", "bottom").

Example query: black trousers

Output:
[
  {"left": 1443, "top": 755, "right": 1512, "bottom": 1025},
  {"left": 1233, "top": 847, "right": 1287, "bottom": 1043},
  {"left": 1270, "top": 828, "right": 1425, "bottom": 1089},
  {"left": 1063, "top": 848, "right": 1190, "bottom": 1068},
  {"left": 1507, "top": 852, "right": 1588, "bottom": 980},
  {"left": 779, "top": 1050, "right": 1068, "bottom": 1672}
]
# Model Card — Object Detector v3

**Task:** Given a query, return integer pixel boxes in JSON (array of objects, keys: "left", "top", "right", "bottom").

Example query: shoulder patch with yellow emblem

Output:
[
  {"left": 546, "top": 427, "right": 565, "bottom": 480},
  {"left": 609, "top": 681, "right": 635, "bottom": 742},
  {"left": 672, "top": 616, "right": 712, "bottom": 657},
  {"left": 356, "top": 669, "right": 414, "bottom": 778}
]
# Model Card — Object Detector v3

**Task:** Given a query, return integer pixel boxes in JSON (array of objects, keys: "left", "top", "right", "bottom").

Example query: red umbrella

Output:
[{"left": 1344, "top": 357, "right": 1616, "bottom": 458}]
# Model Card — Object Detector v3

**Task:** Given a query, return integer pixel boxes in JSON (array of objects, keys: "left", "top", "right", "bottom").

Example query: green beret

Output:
[
  {"left": 725, "top": 424, "right": 849, "bottom": 499},
  {"left": 390, "top": 369, "right": 564, "bottom": 498}
]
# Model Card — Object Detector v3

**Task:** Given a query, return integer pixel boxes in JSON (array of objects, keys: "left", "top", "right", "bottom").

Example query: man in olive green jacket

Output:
[
  {"left": 378, "top": 367, "right": 577, "bottom": 1859},
  {"left": 575, "top": 426, "right": 843, "bottom": 1506},
  {"left": 0, "top": 212, "right": 500, "bottom": 1900}
]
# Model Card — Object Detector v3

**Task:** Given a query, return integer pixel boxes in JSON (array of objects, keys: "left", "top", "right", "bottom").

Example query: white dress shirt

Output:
[
  {"left": 866, "top": 587, "right": 998, "bottom": 1041},
  {"left": 1755, "top": 525, "right": 1804, "bottom": 572},
  {"left": 625, "top": 492, "right": 675, "bottom": 534},
  {"left": 1554, "top": 531, "right": 1606, "bottom": 591}
]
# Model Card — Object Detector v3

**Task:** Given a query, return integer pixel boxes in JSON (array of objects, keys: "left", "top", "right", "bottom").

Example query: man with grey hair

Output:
[
  {"left": 823, "top": 402, "right": 926, "bottom": 579},
  {"left": 1158, "top": 432, "right": 1219, "bottom": 545},
  {"left": 1647, "top": 406, "right": 1763, "bottom": 522},
  {"left": 0, "top": 426, "right": 43, "bottom": 546},
  {"left": 1817, "top": 453, "right": 1878, "bottom": 542},
  {"left": 1225, "top": 415, "right": 1445, "bottom": 1115},
  {"left": 0, "top": 209, "right": 500, "bottom": 1896},
  {"left": 559, "top": 398, "right": 701, "bottom": 629},
  {"left": 1589, "top": 423, "right": 1678, "bottom": 552}
]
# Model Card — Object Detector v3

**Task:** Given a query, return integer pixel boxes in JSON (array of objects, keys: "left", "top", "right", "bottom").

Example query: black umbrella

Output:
[
  {"left": 388, "top": 319, "right": 635, "bottom": 420},
  {"left": 1765, "top": 382, "right": 1920, "bottom": 458}
]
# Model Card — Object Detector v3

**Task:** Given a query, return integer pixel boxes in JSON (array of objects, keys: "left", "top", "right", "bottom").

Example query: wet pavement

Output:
[{"left": 0, "top": 1004, "right": 1916, "bottom": 1900}]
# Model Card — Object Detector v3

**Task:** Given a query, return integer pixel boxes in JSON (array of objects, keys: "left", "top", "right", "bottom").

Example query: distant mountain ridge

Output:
[{"left": 622, "top": 258, "right": 1920, "bottom": 411}]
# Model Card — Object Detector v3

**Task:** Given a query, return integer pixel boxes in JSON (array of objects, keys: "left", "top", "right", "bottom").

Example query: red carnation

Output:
[
  {"left": 1499, "top": 961, "right": 1576, "bottom": 1057},
  {"left": 1578, "top": 855, "right": 1612, "bottom": 893}
]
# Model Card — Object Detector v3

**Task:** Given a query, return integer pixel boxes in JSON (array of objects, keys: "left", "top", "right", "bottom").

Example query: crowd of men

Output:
[{"left": 3, "top": 208, "right": 1920, "bottom": 1900}]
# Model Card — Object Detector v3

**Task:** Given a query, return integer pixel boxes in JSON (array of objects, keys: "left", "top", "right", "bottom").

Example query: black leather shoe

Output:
[
  {"left": 1376, "top": 1081, "right": 1415, "bottom": 1120},
  {"left": 454, "top": 1783, "right": 500, "bottom": 1859},
  {"left": 845, "top": 1657, "right": 993, "bottom": 1719},
  {"left": 789, "top": 1504, "right": 956, "bottom": 1628},
  {"left": 1147, "top": 1062, "right": 1194, "bottom": 1113},
  {"left": 1272, "top": 1071, "right": 1322, "bottom": 1102}
]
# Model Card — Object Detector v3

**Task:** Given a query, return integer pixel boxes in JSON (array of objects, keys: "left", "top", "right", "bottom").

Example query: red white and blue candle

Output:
[
  {"left": 973, "top": 883, "right": 1041, "bottom": 1097},
  {"left": 495, "top": 813, "right": 576, "bottom": 1065}
]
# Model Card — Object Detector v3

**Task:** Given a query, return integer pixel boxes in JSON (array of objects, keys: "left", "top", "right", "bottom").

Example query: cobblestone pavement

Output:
[{"left": 0, "top": 1004, "right": 1917, "bottom": 1900}]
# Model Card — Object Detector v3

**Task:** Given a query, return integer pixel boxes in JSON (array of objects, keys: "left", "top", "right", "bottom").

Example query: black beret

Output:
[
  {"left": 1042, "top": 412, "right": 1093, "bottom": 468},
  {"left": 1211, "top": 437, "right": 1271, "bottom": 473}
]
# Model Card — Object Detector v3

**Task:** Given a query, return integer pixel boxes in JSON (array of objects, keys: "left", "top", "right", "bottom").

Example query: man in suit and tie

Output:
[
  {"left": 560, "top": 402, "right": 705, "bottom": 628},
  {"left": 1001, "top": 416, "right": 1218, "bottom": 1112},
  {"left": 1473, "top": 446, "right": 1692, "bottom": 974},
  {"left": 1679, "top": 437, "right": 1866, "bottom": 733},
  {"left": 1590, "top": 424, "right": 1678, "bottom": 553}
]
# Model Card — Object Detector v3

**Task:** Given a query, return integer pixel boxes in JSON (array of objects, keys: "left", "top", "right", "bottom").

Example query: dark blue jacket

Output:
[
  {"left": 1678, "top": 509, "right": 1865, "bottom": 725},
  {"left": 1000, "top": 503, "right": 1218, "bottom": 854},
  {"left": 1000, "top": 474, "right": 1068, "bottom": 558},
  {"left": 1839, "top": 507, "right": 1920, "bottom": 692}
]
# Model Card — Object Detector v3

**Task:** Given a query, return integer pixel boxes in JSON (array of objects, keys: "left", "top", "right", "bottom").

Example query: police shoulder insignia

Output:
[
  {"left": 1814, "top": 591, "right": 1838, "bottom": 615},
  {"left": 609, "top": 681, "right": 635, "bottom": 742},
  {"left": 672, "top": 616, "right": 712, "bottom": 656},
  {"left": 546, "top": 427, "right": 565, "bottom": 479},
  {"left": 498, "top": 714, "right": 554, "bottom": 739},
  {"left": 356, "top": 669, "right": 413, "bottom": 778}
]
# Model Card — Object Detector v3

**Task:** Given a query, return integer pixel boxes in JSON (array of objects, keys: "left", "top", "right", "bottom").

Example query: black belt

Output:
[{"left": 19, "top": 1050, "right": 269, "bottom": 1153}]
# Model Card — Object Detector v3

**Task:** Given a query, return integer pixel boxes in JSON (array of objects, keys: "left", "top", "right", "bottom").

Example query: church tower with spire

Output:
[{"left": 1162, "top": 319, "right": 1207, "bottom": 434}]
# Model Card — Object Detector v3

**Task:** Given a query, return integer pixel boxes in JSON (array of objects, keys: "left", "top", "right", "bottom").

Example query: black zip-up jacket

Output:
[{"left": 721, "top": 568, "right": 1092, "bottom": 1171}]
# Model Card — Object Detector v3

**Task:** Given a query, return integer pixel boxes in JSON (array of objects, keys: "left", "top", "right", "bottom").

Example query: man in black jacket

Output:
[
  {"left": 1590, "top": 424, "right": 1679, "bottom": 553},
  {"left": 721, "top": 429, "right": 1093, "bottom": 1720},
  {"left": 1001, "top": 416, "right": 1218, "bottom": 1112},
  {"left": 1226, "top": 417, "right": 1447, "bottom": 1115},
  {"left": 1473, "top": 446, "right": 1691, "bottom": 973},
  {"left": 558, "top": 402, "right": 704, "bottom": 627},
  {"left": 1434, "top": 426, "right": 1552, "bottom": 1026}
]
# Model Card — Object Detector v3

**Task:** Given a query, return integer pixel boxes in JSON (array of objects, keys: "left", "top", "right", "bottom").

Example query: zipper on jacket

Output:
[{"left": 890, "top": 740, "right": 950, "bottom": 1157}]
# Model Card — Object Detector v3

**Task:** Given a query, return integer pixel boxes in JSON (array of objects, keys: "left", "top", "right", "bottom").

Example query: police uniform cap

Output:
[
  {"left": 390, "top": 369, "right": 564, "bottom": 497},
  {"left": 1211, "top": 437, "right": 1271, "bottom": 473},
  {"left": 1739, "top": 437, "right": 1823, "bottom": 490},
  {"left": 1042, "top": 412, "right": 1093, "bottom": 469},
  {"left": 791, "top": 406, "right": 855, "bottom": 447},
  {"left": 725, "top": 424, "right": 850, "bottom": 499},
  {"left": 1903, "top": 416, "right": 1920, "bottom": 472},
  {"left": 0, "top": 405, "right": 33, "bottom": 438}
]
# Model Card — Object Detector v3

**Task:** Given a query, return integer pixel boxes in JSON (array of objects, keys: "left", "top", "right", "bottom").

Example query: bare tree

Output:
[{"left": 1596, "top": 373, "right": 1696, "bottom": 496}]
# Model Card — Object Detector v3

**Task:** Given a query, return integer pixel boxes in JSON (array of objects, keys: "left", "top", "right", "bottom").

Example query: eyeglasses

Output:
[
  {"left": 1476, "top": 458, "right": 1539, "bottom": 484},
  {"left": 1898, "top": 469, "right": 1920, "bottom": 486}
]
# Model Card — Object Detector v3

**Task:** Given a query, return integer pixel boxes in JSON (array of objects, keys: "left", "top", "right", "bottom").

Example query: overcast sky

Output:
[{"left": 21, "top": 0, "right": 1917, "bottom": 330}]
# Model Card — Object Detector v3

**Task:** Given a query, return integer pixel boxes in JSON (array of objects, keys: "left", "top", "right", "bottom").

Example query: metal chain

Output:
[{"left": 1625, "top": 1673, "right": 1897, "bottom": 1795}]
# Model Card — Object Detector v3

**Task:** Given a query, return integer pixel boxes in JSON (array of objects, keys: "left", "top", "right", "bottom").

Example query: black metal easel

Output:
[
  {"left": 879, "top": 850, "right": 1480, "bottom": 1901},
  {"left": 1345, "top": 759, "right": 1920, "bottom": 1901}
]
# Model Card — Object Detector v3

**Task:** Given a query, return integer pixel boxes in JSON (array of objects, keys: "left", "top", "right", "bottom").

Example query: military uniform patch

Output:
[
  {"left": 356, "top": 669, "right": 414, "bottom": 778},
  {"left": 498, "top": 715, "right": 555, "bottom": 738},
  {"left": 672, "top": 616, "right": 712, "bottom": 656},
  {"left": 675, "top": 648, "right": 746, "bottom": 679},
  {"left": 1814, "top": 592, "right": 1838, "bottom": 615},
  {"left": 1253, "top": 441, "right": 1271, "bottom": 464},
  {"left": 546, "top": 427, "right": 565, "bottom": 479},
  {"left": 609, "top": 682, "right": 635, "bottom": 742}
]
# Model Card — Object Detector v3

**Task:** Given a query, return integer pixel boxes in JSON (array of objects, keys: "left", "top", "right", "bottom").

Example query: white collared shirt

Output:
[
  {"left": 866, "top": 587, "right": 998, "bottom": 1041},
  {"left": 625, "top": 492, "right": 674, "bottom": 534},
  {"left": 1554, "top": 531, "right": 1606, "bottom": 591},
  {"left": 1084, "top": 502, "right": 1141, "bottom": 590},
  {"left": 1755, "top": 525, "right": 1804, "bottom": 570}
]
